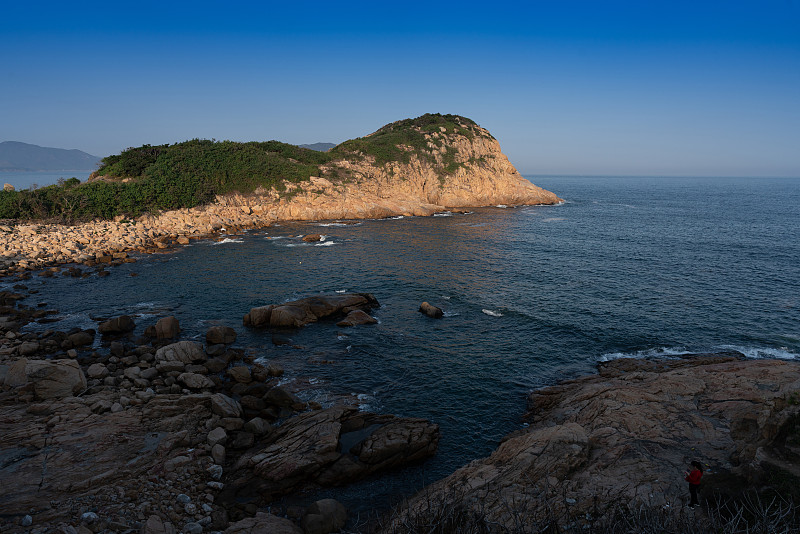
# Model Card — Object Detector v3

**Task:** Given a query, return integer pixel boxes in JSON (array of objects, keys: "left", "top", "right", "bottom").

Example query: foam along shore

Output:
[{"left": 0, "top": 172, "right": 560, "bottom": 275}]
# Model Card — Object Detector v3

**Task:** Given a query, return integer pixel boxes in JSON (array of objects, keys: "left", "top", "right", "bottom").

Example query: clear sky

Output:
[{"left": 2, "top": 0, "right": 799, "bottom": 176}]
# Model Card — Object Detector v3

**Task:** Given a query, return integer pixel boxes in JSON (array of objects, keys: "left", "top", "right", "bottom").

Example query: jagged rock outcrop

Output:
[
  {"left": 220, "top": 406, "right": 440, "bottom": 506},
  {"left": 388, "top": 354, "right": 800, "bottom": 531}
]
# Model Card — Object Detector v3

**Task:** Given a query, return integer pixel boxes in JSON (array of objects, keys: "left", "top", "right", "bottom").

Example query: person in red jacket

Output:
[{"left": 684, "top": 461, "right": 704, "bottom": 508}]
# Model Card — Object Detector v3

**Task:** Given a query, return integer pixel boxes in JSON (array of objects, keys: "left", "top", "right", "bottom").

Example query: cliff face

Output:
[{"left": 250, "top": 117, "right": 561, "bottom": 221}]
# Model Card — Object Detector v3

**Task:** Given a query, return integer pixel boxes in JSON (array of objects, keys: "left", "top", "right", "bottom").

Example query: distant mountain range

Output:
[
  {"left": 298, "top": 143, "right": 336, "bottom": 152},
  {"left": 0, "top": 141, "right": 100, "bottom": 171}
]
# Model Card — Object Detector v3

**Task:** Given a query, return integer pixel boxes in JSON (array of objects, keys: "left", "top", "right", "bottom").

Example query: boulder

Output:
[
  {"left": 156, "top": 341, "right": 206, "bottom": 365},
  {"left": 227, "top": 365, "right": 252, "bottom": 384},
  {"left": 207, "top": 326, "right": 237, "bottom": 345},
  {"left": 267, "top": 362, "right": 285, "bottom": 377},
  {"left": 245, "top": 294, "right": 380, "bottom": 328},
  {"left": 301, "top": 499, "right": 347, "bottom": 534},
  {"left": 4, "top": 358, "right": 87, "bottom": 399},
  {"left": 178, "top": 372, "right": 215, "bottom": 390},
  {"left": 155, "top": 316, "right": 180, "bottom": 339},
  {"left": 141, "top": 515, "right": 177, "bottom": 534},
  {"left": 207, "top": 427, "right": 228, "bottom": 447},
  {"left": 336, "top": 309, "right": 378, "bottom": 327},
  {"left": 223, "top": 512, "right": 302, "bottom": 534},
  {"left": 302, "top": 234, "right": 322, "bottom": 242},
  {"left": 86, "top": 363, "right": 110, "bottom": 379},
  {"left": 264, "top": 386, "right": 301, "bottom": 407},
  {"left": 244, "top": 417, "right": 272, "bottom": 436},
  {"left": 68, "top": 330, "right": 94, "bottom": 347},
  {"left": 18, "top": 341, "right": 40, "bottom": 356},
  {"left": 419, "top": 301, "right": 443, "bottom": 318},
  {"left": 98, "top": 315, "right": 136, "bottom": 335},
  {"left": 243, "top": 305, "right": 274, "bottom": 327},
  {"left": 210, "top": 393, "right": 243, "bottom": 419}
]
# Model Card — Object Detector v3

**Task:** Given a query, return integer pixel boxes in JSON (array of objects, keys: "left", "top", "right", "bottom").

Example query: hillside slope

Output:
[{"left": 0, "top": 141, "right": 100, "bottom": 171}]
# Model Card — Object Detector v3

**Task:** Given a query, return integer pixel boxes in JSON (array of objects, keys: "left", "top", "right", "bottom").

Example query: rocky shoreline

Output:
[
  {"left": 2, "top": 271, "right": 799, "bottom": 533},
  {"left": 0, "top": 292, "right": 439, "bottom": 534},
  {"left": 390, "top": 353, "right": 800, "bottom": 531}
]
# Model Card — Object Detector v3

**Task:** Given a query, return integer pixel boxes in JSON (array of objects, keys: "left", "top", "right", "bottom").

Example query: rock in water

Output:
[
  {"left": 419, "top": 301, "right": 443, "bottom": 318},
  {"left": 155, "top": 316, "right": 180, "bottom": 339},
  {"left": 244, "top": 293, "right": 380, "bottom": 328},
  {"left": 98, "top": 315, "right": 136, "bottom": 334},
  {"left": 336, "top": 309, "right": 378, "bottom": 327},
  {"left": 207, "top": 325, "right": 237, "bottom": 345},
  {"left": 302, "top": 234, "right": 322, "bottom": 242}
]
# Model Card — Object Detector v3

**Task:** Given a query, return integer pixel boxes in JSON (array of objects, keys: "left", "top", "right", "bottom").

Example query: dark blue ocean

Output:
[{"left": 11, "top": 175, "right": 800, "bottom": 510}]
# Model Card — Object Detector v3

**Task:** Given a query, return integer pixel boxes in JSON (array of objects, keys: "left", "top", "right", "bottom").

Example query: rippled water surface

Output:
[{"left": 12, "top": 175, "right": 800, "bottom": 510}]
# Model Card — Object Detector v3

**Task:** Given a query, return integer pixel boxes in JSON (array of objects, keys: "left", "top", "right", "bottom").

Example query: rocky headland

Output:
[{"left": 0, "top": 115, "right": 560, "bottom": 274}]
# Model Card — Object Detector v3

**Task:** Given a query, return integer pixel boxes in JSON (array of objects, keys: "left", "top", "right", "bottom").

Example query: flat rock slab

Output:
[
  {"left": 0, "top": 392, "right": 218, "bottom": 527},
  {"left": 391, "top": 355, "right": 800, "bottom": 530}
]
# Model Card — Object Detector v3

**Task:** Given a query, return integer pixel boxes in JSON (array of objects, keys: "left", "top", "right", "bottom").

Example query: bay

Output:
[{"left": 9, "top": 175, "right": 800, "bottom": 510}]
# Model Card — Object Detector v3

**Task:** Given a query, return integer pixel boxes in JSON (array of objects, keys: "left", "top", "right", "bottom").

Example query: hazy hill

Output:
[
  {"left": 0, "top": 141, "right": 100, "bottom": 171},
  {"left": 298, "top": 143, "right": 336, "bottom": 152}
]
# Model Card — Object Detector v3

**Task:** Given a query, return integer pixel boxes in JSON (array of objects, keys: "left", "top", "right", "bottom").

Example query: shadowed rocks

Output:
[
  {"left": 219, "top": 406, "right": 440, "bottom": 508},
  {"left": 243, "top": 293, "right": 379, "bottom": 328},
  {"left": 390, "top": 353, "right": 800, "bottom": 531}
]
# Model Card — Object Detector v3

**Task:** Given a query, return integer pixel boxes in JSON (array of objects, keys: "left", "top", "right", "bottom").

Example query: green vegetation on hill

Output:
[
  {"left": 0, "top": 114, "right": 485, "bottom": 221},
  {"left": 331, "top": 113, "right": 488, "bottom": 166}
]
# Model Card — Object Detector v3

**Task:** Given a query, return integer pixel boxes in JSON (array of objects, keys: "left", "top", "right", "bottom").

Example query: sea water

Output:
[
  {"left": 0, "top": 170, "right": 95, "bottom": 190},
  {"left": 9, "top": 175, "right": 800, "bottom": 510}
]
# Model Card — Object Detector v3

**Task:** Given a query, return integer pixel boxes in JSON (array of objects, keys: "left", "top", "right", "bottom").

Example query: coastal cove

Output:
[{"left": 5, "top": 175, "right": 800, "bottom": 514}]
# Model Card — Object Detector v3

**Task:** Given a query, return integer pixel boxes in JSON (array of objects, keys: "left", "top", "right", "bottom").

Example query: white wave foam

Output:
[
  {"left": 314, "top": 241, "right": 337, "bottom": 247},
  {"left": 599, "top": 345, "right": 798, "bottom": 362},
  {"left": 598, "top": 346, "right": 690, "bottom": 362},
  {"left": 355, "top": 392, "right": 378, "bottom": 412},
  {"left": 335, "top": 289, "right": 348, "bottom": 293},
  {"left": 433, "top": 212, "right": 453, "bottom": 217},
  {"left": 379, "top": 215, "right": 404, "bottom": 220},
  {"left": 211, "top": 238, "right": 243, "bottom": 245},
  {"left": 316, "top": 222, "right": 348, "bottom": 227},
  {"left": 495, "top": 205, "right": 508, "bottom": 208},
  {"left": 443, "top": 311, "right": 460, "bottom": 317},
  {"left": 482, "top": 309, "right": 503, "bottom": 317},
  {"left": 718, "top": 345, "right": 798, "bottom": 360}
]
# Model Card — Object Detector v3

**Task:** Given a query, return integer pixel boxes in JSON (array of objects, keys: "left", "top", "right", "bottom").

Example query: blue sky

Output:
[{"left": 1, "top": 1, "right": 799, "bottom": 176}]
